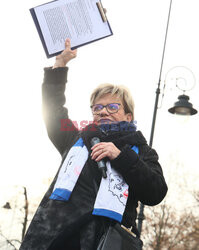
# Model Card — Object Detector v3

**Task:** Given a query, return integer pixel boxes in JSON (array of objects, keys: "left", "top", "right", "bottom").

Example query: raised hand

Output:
[{"left": 53, "top": 38, "right": 77, "bottom": 68}]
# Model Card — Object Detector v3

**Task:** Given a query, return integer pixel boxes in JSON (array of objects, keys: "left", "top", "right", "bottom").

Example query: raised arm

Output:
[{"left": 42, "top": 39, "right": 79, "bottom": 155}]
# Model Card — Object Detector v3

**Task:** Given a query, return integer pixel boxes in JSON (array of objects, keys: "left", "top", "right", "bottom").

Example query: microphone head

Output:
[{"left": 91, "top": 137, "right": 100, "bottom": 146}]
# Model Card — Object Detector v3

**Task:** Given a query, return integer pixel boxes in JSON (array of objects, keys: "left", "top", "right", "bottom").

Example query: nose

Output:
[{"left": 98, "top": 106, "right": 109, "bottom": 116}]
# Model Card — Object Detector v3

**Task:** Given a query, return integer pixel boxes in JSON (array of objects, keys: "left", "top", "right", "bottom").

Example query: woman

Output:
[{"left": 20, "top": 39, "right": 167, "bottom": 250}]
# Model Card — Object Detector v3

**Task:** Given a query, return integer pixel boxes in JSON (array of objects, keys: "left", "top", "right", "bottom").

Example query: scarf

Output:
[{"left": 50, "top": 121, "right": 141, "bottom": 223}]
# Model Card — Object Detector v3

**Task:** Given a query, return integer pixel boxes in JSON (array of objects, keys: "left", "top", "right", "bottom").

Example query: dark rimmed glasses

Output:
[{"left": 91, "top": 103, "right": 121, "bottom": 114}]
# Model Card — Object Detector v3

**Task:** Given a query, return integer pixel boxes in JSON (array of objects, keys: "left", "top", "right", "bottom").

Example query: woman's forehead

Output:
[{"left": 94, "top": 93, "right": 121, "bottom": 104}]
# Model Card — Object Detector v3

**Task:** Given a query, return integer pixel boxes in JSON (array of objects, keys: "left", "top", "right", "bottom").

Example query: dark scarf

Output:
[{"left": 81, "top": 121, "right": 147, "bottom": 152}]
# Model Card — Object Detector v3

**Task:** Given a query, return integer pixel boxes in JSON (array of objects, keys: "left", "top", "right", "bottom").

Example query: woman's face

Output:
[{"left": 92, "top": 94, "right": 132, "bottom": 125}]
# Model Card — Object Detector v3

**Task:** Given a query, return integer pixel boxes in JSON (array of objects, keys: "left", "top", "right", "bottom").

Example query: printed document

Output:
[{"left": 31, "top": 0, "right": 112, "bottom": 57}]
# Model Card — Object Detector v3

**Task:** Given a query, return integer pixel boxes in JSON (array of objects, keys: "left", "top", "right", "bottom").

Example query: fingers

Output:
[
  {"left": 91, "top": 142, "right": 106, "bottom": 156},
  {"left": 91, "top": 144, "right": 106, "bottom": 161},
  {"left": 65, "top": 38, "right": 71, "bottom": 50},
  {"left": 91, "top": 142, "right": 106, "bottom": 150},
  {"left": 64, "top": 38, "right": 77, "bottom": 57},
  {"left": 71, "top": 48, "right": 78, "bottom": 58},
  {"left": 92, "top": 149, "right": 107, "bottom": 162},
  {"left": 91, "top": 142, "right": 121, "bottom": 161}
]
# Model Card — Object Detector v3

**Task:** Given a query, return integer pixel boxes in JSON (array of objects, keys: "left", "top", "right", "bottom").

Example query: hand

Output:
[
  {"left": 53, "top": 38, "right": 77, "bottom": 68},
  {"left": 91, "top": 142, "right": 121, "bottom": 161}
]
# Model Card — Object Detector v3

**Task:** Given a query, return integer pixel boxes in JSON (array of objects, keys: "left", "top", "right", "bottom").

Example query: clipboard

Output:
[{"left": 30, "top": 0, "right": 113, "bottom": 58}]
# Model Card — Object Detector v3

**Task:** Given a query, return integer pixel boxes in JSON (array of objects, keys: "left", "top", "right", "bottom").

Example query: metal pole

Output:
[{"left": 137, "top": 0, "right": 173, "bottom": 236}]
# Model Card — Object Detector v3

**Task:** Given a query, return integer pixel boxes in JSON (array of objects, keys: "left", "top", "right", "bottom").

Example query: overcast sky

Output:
[{"left": 0, "top": 0, "right": 199, "bottom": 207}]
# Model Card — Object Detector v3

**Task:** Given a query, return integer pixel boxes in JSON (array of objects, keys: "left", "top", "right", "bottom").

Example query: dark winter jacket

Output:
[{"left": 19, "top": 67, "right": 167, "bottom": 250}]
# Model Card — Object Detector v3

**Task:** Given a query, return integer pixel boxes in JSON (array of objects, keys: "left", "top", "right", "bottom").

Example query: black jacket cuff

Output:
[{"left": 111, "top": 145, "right": 139, "bottom": 174}]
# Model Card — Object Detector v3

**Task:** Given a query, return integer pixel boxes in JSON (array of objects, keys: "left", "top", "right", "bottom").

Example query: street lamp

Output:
[
  {"left": 137, "top": 0, "right": 197, "bottom": 237},
  {"left": 168, "top": 94, "right": 197, "bottom": 116},
  {"left": 165, "top": 66, "right": 198, "bottom": 116}
]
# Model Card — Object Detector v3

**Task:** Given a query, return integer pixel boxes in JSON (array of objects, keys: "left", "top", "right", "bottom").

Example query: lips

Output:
[{"left": 98, "top": 119, "right": 113, "bottom": 124}]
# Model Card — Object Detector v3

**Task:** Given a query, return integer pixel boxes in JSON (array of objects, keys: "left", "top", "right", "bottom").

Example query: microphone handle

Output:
[
  {"left": 98, "top": 162, "right": 107, "bottom": 178},
  {"left": 91, "top": 137, "right": 107, "bottom": 178}
]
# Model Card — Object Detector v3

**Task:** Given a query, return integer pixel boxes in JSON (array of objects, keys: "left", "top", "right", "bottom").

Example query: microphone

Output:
[{"left": 91, "top": 137, "right": 107, "bottom": 178}]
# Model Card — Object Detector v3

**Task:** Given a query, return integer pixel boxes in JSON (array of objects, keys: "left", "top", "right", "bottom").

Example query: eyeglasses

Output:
[{"left": 91, "top": 103, "right": 121, "bottom": 114}]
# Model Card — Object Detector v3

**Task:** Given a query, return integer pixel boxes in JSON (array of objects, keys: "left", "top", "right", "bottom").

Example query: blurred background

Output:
[{"left": 0, "top": 0, "right": 199, "bottom": 249}]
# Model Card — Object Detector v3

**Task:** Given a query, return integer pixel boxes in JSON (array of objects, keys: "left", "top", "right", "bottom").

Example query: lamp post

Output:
[
  {"left": 137, "top": 0, "right": 173, "bottom": 235},
  {"left": 137, "top": 0, "right": 198, "bottom": 236}
]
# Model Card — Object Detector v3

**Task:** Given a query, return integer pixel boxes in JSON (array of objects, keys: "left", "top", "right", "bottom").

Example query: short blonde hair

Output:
[{"left": 90, "top": 83, "right": 135, "bottom": 120}]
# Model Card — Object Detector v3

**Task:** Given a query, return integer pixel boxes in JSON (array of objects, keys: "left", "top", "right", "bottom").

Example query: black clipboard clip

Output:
[{"left": 96, "top": 1, "right": 107, "bottom": 22}]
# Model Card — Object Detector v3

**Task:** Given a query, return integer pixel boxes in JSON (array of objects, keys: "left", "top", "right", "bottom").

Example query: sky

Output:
[{"left": 0, "top": 0, "right": 199, "bottom": 210}]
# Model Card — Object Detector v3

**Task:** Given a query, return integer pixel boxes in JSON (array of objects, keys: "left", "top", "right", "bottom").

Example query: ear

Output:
[{"left": 126, "top": 113, "right": 133, "bottom": 122}]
